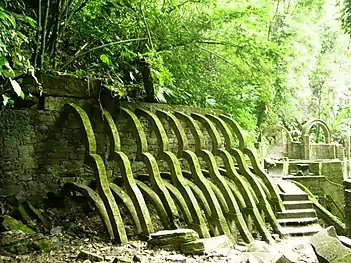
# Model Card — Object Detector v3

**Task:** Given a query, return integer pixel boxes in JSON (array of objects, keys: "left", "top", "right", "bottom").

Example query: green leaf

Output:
[
  {"left": 25, "top": 16, "right": 37, "bottom": 29},
  {"left": 100, "top": 54, "right": 111, "bottom": 64},
  {"left": 2, "top": 94, "right": 9, "bottom": 106}
]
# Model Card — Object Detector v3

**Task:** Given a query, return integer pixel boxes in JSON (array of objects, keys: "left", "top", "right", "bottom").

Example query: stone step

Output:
[
  {"left": 277, "top": 209, "right": 316, "bottom": 219},
  {"left": 277, "top": 217, "right": 318, "bottom": 225},
  {"left": 283, "top": 200, "right": 313, "bottom": 210},
  {"left": 280, "top": 224, "right": 323, "bottom": 236},
  {"left": 280, "top": 193, "right": 309, "bottom": 201}
]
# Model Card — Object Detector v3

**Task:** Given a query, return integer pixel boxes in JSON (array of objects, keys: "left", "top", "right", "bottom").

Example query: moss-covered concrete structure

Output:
[{"left": 1, "top": 74, "right": 349, "bottom": 244}]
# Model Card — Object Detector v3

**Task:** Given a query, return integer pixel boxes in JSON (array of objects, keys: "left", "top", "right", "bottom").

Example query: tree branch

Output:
[{"left": 60, "top": 38, "right": 148, "bottom": 69}]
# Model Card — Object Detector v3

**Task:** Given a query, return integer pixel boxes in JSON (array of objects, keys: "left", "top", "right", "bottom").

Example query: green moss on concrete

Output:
[
  {"left": 174, "top": 111, "right": 204, "bottom": 152},
  {"left": 2, "top": 215, "right": 35, "bottom": 233},
  {"left": 198, "top": 149, "right": 254, "bottom": 243},
  {"left": 244, "top": 148, "right": 285, "bottom": 212},
  {"left": 161, "top": 152, "right": 210, "bottom": 238},
  {"left": 103, "top": 110, "right": 121, "bottom": 151},
  {"left": 135, "top": 108, "right": 170, "bottom": 156},
  {"left": 156, "top": 110, "right": 189, "bottom": 156},
  {"left": 135, "top": 179, "right": 171, "bottom": 228},
  {"left": 87, "top": 154, "right": 128, "bottom": 244},
  {"left": 110, "top": 183, "right": 142, "bottom": 234},
  {"left": 141, "top": 152, "right": 179, "bottom": 219},
  {"left": 63, "top": 182, "right": 115, "bottom": 240},
  {"left": 228, "top": 147, "right": 282, "bottom": 236},
  {"left": 111, "top": 151, "right": 154, "bottom": 236},
  {"left": 120, "top": 107, "right": 148, "bottom": 158},
  {"left": 191, "top": 113, "right": 222, "bottom": 152},
  {"left": 66, "top": 103, "right": 97, "bottom": 153},
  {"left": 219, "top": 114, "right": 246, "bottom": 150},
  {"left": 163, "top": 180, "right": 192, "bottom": 224},
  {"left": 182, "top": 150, "right": 235, "bottom": 243},
  {"left": 290, "top": 180, "right": 346, "bottom": 235}
]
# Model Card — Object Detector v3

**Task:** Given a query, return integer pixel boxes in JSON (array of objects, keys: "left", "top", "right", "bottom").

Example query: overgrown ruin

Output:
[{"left": 1, "top": 75, "right": 351, "bottom": 262}]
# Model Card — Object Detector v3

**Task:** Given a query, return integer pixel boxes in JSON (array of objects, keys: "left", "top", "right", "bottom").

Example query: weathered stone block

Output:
[
  {"left": 310, "top": 227, "right": 351, "bottom": 262},
  {"left": 148, "top": 229, "right": 199, "bottom": 250},
  {"left": 181, "top": 235, "right": 231, "bottom": 255},
  {"left": 77, "top": 250, "right": 104, "bottom": 262}
]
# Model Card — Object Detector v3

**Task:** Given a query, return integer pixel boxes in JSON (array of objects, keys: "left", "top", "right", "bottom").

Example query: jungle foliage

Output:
[{"left": 1, "top": 0, "right": 351, "bottom": 141}]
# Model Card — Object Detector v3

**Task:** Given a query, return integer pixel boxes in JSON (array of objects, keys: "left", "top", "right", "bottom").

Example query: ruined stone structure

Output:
[{"left": 0, "top": 74, "right": 348, "bottom": 245}]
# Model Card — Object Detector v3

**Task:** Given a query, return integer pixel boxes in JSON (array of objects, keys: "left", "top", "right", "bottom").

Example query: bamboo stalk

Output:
[
  {"left": 40, "top": 0, "right": 50, "bottom": 69},
  {"left": 33, "top": 0, "right": 42, "bottom": 67}
]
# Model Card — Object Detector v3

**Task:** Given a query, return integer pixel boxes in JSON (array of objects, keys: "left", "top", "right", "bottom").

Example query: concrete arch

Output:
[
  {"left": 263, "top": 125, "right": 293, "bottom": 143},
  {"left": 302, "top": 119, "right": 331, "bottom": 143}
]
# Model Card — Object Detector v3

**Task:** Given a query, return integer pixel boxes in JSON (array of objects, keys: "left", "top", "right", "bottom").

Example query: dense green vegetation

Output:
[{"left": 1, "top": 0, "right": 351, "bottom": 141}]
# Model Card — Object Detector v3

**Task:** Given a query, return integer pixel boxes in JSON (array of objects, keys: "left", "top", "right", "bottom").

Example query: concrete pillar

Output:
[{"left": 303, "top": 134, "right": 310, "bottom": 160}]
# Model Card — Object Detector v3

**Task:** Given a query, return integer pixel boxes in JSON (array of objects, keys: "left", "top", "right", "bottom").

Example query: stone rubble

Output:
[{"left": 4, "top": 226, "right": 345, "bottom": 263}]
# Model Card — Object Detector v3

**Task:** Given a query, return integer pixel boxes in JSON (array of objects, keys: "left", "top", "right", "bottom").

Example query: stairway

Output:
[{"left": 275, "top": 180, "right": 323, "bottom": 236}]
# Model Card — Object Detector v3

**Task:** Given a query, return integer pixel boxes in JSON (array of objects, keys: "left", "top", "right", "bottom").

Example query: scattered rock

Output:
[
  {"left": 234, "top": 244, "right": 248, "bottom": 252},
  {"left": 181, "top": 235, "right": 231, "bottom": 255},
  {"left": 0, "top": 230, "right": 53, "bottom": 254},
  {"left": 239, "top": 252, "right": 283, "bottom": 262},
  {"left": 276, "top": 254, "right": 294, "bottom": 263},
  {"left": 281, "top": 250, "right": 299, "bottom": 263},
  {"left": 148, "top": 229, "right": 199, "bottom": 250},
  {"left": 0, "top": 255, "right": 13, "bottom": 262},
  {"left": 310, "top": 227, "right": 351, "bottom": 262},
  {"left": 133, "top": 254, "right": 142, "bottom": 262},
  {"left": 104, "top": 255, "right": 115, "bottom": 261},
  {"left": 112, "top": 256, "right": 133, "bottom": 263},
  {"left": 77, "top": 250, "right": 104, "bottom": 262},
  {"left": 50, "top": 226, "right": 63, "bottom": 236},
  {"left": 247, "top": 240, "right": 271, "bottom": 252},
  {"left": 166, "top": 254, "right": 188, "bottom": 263},
  {"left": 326, "top": 226, "right": 338, "bottom": 238}
]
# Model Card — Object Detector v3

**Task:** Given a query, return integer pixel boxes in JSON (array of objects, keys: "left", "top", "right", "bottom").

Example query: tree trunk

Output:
[{"left": 138, "top": 58, "right": 156, "bottom": 102}]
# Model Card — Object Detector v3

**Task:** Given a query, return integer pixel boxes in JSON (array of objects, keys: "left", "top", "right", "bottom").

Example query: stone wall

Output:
[
  {"left": 309, "top": 144, "right": 336, "bottom": 160},
  {"left": 0, "top": 94, "right": 221, "bottom": 205},
  {"left": 291, "top": 176, "right": 345, "bottom": 220}
]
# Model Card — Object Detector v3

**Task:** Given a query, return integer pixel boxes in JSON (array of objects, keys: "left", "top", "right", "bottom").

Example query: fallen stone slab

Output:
[
  {"left": 181, "top": 235, "right": 231, "bottom": 255},
  {"left": 77, "top": 250, "right": 104, "bottom": 262},
  {"left": 148, "top": 229, "right": 199, "bottom": 250},
  {"left": 310, "top": 226, "right": 351, "bottom": 263}
]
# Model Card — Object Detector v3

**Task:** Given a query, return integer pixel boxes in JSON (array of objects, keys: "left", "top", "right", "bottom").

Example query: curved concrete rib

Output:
[
  {"left": 86, "top": 154, "right": 128, "bottom": 244},
  {"left": 63, "top": 182, "right": 114, "bottom": 240},
  {"left": 64, "top": 103, "right": 127, "bottom": 244},
  {"left": 65, "top": 103, "right": 96, "bottom": 153},
  {"left": 120, "top": 108, "right": 179, "bottom": 223},
  {"left": 156, "top": 110, "right": 234, "bottom": 241},
  {"left": 110, "top": 183, "right": 142, "bottom": 234},
  {"left": 244, "top": 148, "right": 285, "bottom": 211},
  {"left": 214, "top": 114, "right": 284, "bottom": 212},
  {"left": 135, "top": 108, "right": 210, "bottom": 238},
  {"left": 135, "top": 179, "right": 171, "bottom": 229},
  {"left": 156, "top": 110, "right": 188, "bottom": 157},
  {"left": 175, "top": 111, "right": 253, "bottom": 243},
  {"left": 205, "top": 114, "right": 283, "bottom": 232},
  {"left": 182, "top": 150, "right": 235, "bottom": 243},
  {"left": 103, "top": 110, "right": 154, "bottom": 236}
]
